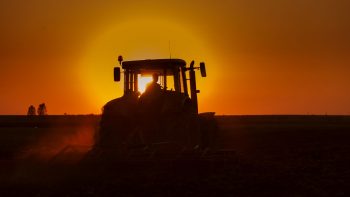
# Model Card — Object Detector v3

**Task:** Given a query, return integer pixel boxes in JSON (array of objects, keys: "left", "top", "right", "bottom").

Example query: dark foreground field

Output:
[{"left": 0, "top": 115, "right": 349, "bottom": 196}]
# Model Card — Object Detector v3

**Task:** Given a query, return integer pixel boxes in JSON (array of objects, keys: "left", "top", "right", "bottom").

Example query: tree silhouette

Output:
[
  {"left": 27, "top": 105, "right": 36, "bottom": 116},
  {"left": 37, "top": 103, "right": 47, "bottom": 115}
]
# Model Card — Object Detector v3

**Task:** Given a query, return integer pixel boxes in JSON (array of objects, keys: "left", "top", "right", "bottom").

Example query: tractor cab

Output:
[{"left": 115, "top": 59, "right": 188, "bottom": 95}]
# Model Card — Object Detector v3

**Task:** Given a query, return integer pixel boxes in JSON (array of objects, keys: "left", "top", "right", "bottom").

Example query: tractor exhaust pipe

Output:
[{"left": 189, "top": 61, "right": 199, "bottom": 114}]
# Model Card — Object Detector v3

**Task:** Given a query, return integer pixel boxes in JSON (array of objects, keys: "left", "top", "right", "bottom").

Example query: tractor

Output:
[{"left": 93, "top": 57, "right": 217, "bottom": 157}]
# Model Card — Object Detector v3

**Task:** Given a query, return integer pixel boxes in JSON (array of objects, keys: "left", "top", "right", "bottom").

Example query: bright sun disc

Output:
[{"left": 138, "top": 76, "right": 153, "bottom": 94}]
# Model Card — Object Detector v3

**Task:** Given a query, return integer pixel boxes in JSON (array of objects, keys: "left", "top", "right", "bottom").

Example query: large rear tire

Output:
[{"left": 95, "top": 94, "right": 139, "bottom": 149}]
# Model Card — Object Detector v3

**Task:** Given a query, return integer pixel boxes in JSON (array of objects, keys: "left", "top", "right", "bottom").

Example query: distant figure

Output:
[
  {"left": 144, "top": 73, "right": 161, "bottom": 95},
  {"left": 27, "top": 105, "right": 36, "bottom": 116},
  {"left": 37, "top": 103, "right": 47, "bottom": 115}
]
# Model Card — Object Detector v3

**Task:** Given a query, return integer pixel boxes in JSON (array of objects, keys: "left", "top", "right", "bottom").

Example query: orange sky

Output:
[{"left": 0, "top": 0, "right": 349, "bottom": 115}]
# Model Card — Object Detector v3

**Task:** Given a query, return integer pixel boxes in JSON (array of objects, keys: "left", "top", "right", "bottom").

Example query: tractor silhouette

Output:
[{"left": 94, "top": 57, "right": 217, "bottom": 156}]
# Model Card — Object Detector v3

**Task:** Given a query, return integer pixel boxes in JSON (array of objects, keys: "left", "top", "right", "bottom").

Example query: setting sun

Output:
[
  {"left": 138, "top": 76, "right": 153, "bottom": 94},
  {"left": 77, "top": 17, "right": 213, "bottom": 114}
]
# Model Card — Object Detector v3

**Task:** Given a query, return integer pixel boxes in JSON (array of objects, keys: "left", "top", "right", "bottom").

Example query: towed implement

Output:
[{"left": 90, "top": 57, "right": 220, "bottom": 160}]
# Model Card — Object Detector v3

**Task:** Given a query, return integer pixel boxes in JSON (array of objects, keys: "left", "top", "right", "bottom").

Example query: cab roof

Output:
[{"left": 122, "top": 59, "right": 186, "bottom": 70}]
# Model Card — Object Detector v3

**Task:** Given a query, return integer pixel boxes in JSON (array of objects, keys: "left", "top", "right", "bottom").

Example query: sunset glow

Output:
[
  {"left": 0, "top": 1, "right": 349, "bottom": 115},
  {"left": 77, "top": 17, "right": 213, "bottom": 113}
]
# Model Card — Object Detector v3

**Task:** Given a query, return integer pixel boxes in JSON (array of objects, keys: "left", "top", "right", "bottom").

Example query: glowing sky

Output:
[{"left": 0, "top": 0, "right": 349, "bottom": 115}]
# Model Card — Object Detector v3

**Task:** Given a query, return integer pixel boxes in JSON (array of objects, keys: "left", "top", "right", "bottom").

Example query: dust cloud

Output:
[{"left": 18, "top": 126, "right": 96, "bottom": 163}]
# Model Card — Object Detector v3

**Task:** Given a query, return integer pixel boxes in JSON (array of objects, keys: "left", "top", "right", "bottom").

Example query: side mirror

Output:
[
  {"left": 114, "top": 67, "right": 121, "bottom": 81},
  {"left": 200, "top": 62, "right": 206, "bottom": 77}
]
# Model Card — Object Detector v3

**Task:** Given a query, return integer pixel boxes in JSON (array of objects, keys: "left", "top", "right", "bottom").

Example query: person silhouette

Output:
[
  {"left": 144, "top": 73, "right": 161, "bottom": 94},
  {"left": 139, "top": 73, "right": 162, "bottom": 113}
]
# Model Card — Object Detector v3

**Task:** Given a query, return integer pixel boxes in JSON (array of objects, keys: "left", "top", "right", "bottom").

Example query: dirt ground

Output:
[{"left": 0, "top": 115, "right": 349, "bottom": 196}]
